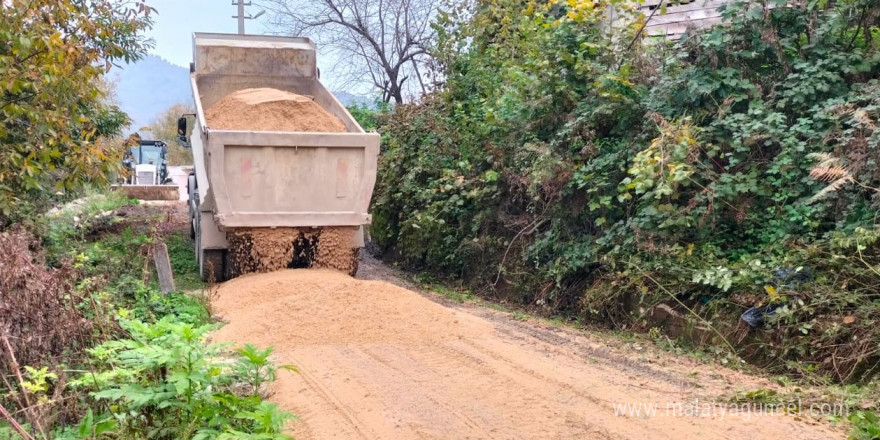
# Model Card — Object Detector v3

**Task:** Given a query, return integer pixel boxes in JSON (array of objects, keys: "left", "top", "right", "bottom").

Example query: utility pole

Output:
[{"left": 231, "top": 0, "right": 265, "bottom": 35}]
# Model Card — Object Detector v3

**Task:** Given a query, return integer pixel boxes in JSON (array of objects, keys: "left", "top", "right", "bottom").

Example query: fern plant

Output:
[
  {"left": 808, "top": 153, "right": 855, "bottom": 202},
  {"left": 808, "top": 153, "right": 878, "bottom": 202}
]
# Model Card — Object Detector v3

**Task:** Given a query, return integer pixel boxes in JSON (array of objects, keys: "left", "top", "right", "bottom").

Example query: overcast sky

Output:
[{"left": 145, "top": 0, "right": 265, "bottom": 67}]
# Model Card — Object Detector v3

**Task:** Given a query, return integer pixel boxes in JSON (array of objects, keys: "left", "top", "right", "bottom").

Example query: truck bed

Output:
[{"left": 188, "top": 33, "right": 379, "bottom": 231}]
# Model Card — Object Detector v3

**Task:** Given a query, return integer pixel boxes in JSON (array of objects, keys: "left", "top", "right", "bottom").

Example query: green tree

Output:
[
  {"left": 0, "top": 0, "right": 155, "bottom": 224},
  {"left": 147, "top": 103, "right": 196, "bottom": 165}
]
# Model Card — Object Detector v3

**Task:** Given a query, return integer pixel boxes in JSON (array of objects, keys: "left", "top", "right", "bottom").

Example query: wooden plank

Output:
[
  {"left": 640, "top": 0, "right": 696, "bottom": 7},
  {"left": 112, "top": 184, "right": 180, "bottom": 201},
  {"left": 639, "top": 0, "right": 730, "bottom": 8},
  {"left": 646, "top": 8, "right": 723, "bottom": 25},
  {"left": 647, "top": 15, "right": 724, "bottom": 29},
  {"left": 639, "top": 0, "right": 732, "bottom": 14},
  {"left": 153, "top": 242, "right": 176, "bottom": 294},
  {"left": 646, "top": 17, "right": 725, "bottom": 36},
  {"left": 633, "top": 0, "right": 774, "bottom": 39}
]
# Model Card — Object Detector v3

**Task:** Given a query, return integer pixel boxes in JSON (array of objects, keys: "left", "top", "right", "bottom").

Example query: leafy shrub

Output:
[
  {"left": 61, "top": 318, "right": 294, "bottom": 440},
  {"left": 130, "top": 288, "right": 210, "bottom": 326},
  {"left": 850, "top": 410, "right": 880, "bottom": 440},
  {"left": 372, "top": 0, "right": 880, "bottom": 382},
  {"left": 346, "top": 101, "right": 390, "bottom": 132},
  {"left": 1, "top": 192, "right": 276, "bottom": 439},
  {"left": 0, "top": 0, "right": 153, "bottom": 225}
]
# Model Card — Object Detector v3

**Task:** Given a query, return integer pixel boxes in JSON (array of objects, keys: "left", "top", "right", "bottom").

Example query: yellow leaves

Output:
[
  {"left": 631, "top": 13, "right": 647, "bottom": 31},
  {"left": 764, "top": 285, "right": 782, "bottom": 302},
  {"left": 565, "top": 0, "right": 595, "bottom": 11},
  {"left": 623, "top": 115, "right": 701, "bottom": 198},
  {"left": 48, "top": 32, "right": 63, "bottom": 48},
  {"left": 544, "top": 0, "right": 599, "bottom": 25}
]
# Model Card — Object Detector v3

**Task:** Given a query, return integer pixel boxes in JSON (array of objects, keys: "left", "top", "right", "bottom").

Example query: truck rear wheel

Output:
[{"left": 201, "top": 249, "right": 228, "bottom": 283}]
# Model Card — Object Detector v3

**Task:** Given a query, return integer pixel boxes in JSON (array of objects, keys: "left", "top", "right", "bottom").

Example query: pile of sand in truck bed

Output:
[{"left": 205, "top": 88, "right": 347, "bottom": 132}]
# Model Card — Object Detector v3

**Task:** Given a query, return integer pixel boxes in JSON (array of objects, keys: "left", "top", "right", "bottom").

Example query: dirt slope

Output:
[{"left": 211, "top": 266, "right": 841, "bottom": 440}]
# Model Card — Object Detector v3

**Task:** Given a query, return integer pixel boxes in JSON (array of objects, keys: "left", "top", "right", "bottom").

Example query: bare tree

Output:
[{"left": 259, "top": 0, "right": 436, "bottom": 103}]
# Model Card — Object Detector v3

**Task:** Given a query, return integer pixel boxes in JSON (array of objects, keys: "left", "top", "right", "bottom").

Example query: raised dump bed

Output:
[{"left": 180, "top": 33, "right": 380, "bottom": 281}]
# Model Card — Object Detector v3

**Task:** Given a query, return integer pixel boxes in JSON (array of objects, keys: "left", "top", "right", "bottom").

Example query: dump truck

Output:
[{"left": 177, "top": 33, "right": 379, "bottom": 282}]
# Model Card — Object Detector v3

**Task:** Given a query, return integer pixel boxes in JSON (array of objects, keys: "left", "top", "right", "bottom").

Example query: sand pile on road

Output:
[
  {"left": 205, "top": 88, "right": 347, "bottom": 132},
  {"left": 211, "top": 269, "right": 481, "bottom": 346},
  {"left": 209, "top": 273, "right": 841, "bottom": 440}
]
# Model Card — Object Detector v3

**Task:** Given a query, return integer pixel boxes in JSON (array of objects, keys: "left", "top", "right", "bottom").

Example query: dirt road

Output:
[{"left": 211, "top": 260, "right": 841, "bottom": 440}]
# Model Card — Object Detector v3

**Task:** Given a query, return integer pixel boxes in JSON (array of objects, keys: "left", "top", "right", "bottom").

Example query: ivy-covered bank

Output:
[{"left": 369, "top": 0, "right": 880, "bottom": 383}]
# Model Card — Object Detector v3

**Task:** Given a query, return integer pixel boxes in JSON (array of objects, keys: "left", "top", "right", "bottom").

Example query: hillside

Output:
[{"left": 111, "top": 55, "right": 190, "bottom": 130}]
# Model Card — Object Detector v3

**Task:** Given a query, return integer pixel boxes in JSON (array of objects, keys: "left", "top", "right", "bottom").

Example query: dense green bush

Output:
[
  {"left": 59, "top": 319, "right": 293, "bottom": 440},
  {"left": 347, "top": 101, "right": 391, "bottom": 132},
  {"left": 372, "top": 0, "right": 880, "bottom": 381}
]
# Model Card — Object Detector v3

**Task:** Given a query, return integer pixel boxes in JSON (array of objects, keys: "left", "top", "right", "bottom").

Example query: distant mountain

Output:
[
  {"left": 333, "top": 91, "right": 373, "bottom": 107},
  {"left": 112, "top": 54, "right": 374, "bottom": 129},
  {"left": 112, "top": 55, "right": 190, "bottom": 131}
]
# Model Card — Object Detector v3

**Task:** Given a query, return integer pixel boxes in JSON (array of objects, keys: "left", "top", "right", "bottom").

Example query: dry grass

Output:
[
  {"left": 0, "top": 228, "right": 93, "bottom": 372},
  {"left": 0, "top": 227, "right": 99, "bottom": 432}
]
